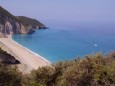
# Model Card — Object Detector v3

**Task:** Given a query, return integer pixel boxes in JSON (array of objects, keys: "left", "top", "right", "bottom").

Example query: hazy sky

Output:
[{"left": 0, "top": 0, "right": 115, "bottom": 25}]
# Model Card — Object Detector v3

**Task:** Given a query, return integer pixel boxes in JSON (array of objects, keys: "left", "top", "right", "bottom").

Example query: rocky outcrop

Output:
[
  {"left": 0, "top": 48, "right": 20, "bottom": 64},
  {"left": 0, "top": 6, "right": 46, "bottom": 37}
]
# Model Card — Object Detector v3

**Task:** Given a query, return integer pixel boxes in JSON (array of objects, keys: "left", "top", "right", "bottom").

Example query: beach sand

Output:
[{"left": 0, "top": 35, "right": 50, "bottom": 73}]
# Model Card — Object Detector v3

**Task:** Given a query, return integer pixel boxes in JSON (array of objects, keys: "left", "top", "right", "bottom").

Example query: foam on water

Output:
[{"left": 11, "top": 37, "right": 51, "bottom": 63}]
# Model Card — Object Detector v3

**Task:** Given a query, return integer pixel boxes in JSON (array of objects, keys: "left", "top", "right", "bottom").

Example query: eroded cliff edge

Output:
[{"left": 0, "top": 6, "right": 46, "bottom": 37}]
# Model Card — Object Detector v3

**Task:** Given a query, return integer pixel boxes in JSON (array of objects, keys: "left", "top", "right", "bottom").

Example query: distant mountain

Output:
[{"left": 0, "top": 6, "right": 46, "bottom": 37}]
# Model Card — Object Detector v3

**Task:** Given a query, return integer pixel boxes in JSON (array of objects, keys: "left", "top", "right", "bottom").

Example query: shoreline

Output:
[
  {"left": 11, "top": 37, "right": 51, "bottom": 63},
  {"left": 0, "top": 35, "right": 51, "bottom": 73}
]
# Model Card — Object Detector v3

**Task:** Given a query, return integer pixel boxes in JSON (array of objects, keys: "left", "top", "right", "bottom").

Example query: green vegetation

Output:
[
  {"left": 0, "top": 51, "right": 115, "bottom": 86},
  {"left": 17, "top": 16, "right": 45, "bottom": 29},
  {"left": 0, "top": 62, "right": 22, "bottom": 86},
  {"left": 0, "top": 6, "right": 15, "bottom": 18},
  {"left": 0, "top": 6, "right": 16, "bottom": 24}
]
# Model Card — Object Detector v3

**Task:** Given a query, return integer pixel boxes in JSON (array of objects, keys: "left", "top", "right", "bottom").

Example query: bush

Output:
[
  {"left": 0, "top": 62, "right": 22, "bottom": 86},
  {"left": 0, "top": 52, "right": 115, "bottom": 86},
  {"left": 27, "top": 53, "right": 115, "bottom": 86}
]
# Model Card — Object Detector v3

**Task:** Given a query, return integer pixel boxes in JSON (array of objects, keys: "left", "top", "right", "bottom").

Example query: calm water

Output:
[{"left": 13, "top": 23, "right": 115, "bottom": 63}]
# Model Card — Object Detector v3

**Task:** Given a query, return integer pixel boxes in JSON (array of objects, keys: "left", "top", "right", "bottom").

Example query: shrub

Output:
[{"left": 0, "top": 62, "right": 22, "bottom": 86}]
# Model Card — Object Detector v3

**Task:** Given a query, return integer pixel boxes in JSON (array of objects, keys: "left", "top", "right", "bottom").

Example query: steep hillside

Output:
[
  {"left": 0, "top": 6, "right": 46, "bottom": 37},
  {"left": 0, "top": 47, "right": 20, "bottom": 64},
  {"left": 17, "top": 16, "right": 45, "bottom": 29},
  {"left": 0, "top": 52, "right": 115, "bottom": 86}
]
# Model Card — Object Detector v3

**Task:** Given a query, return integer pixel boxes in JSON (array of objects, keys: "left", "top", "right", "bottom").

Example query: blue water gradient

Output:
[{"left": 13, "top": 24, "right": 115, "bottom": 63}]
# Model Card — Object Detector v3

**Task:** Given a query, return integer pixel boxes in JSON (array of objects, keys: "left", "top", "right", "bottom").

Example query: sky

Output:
[{"left": 0, "top": 0, "right": 115, "bottom": 26}]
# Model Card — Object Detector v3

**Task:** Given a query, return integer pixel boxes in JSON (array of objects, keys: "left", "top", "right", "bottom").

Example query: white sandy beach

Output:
[{"left": 0, "top": 36, "right": 50, "bottom": 73}]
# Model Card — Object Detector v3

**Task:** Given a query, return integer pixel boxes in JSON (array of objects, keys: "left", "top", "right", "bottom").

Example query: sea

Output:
[{"left": 12, "top": 22, "right": 115, "bottom": 63}]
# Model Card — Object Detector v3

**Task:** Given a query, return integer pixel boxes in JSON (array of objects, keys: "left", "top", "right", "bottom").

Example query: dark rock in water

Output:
[
  {"left": 39, "top": 26, "right": 47, "bottom": 29},
  {"left": 28, "top": 28, "right": 35, "bottom": 34},
  {"left": 0, "top": 6, "right": 46, "bottom": 37}
]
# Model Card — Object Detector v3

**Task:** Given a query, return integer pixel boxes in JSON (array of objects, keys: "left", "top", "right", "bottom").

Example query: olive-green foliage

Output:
[
  {"left": 0, "top": 62, "right": 22, "bottom": 86},
  {"left": 27, "top": 53, "right": 115, "bottom": 86},
  {"left": 26, "top": 66, "right": 55, "bottom": 86},
  {"left": 0, "top": 52, "right": 115, "bottom": 86}
]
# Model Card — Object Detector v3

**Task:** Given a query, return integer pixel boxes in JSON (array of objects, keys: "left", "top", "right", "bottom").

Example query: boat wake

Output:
[
  {"left": 94, "top": 44, "right": 98, "bottom": 47},
  {"left": 87, "top": 41, "right": 98, "bottom": 47},
  {"left": 80, "top": 38, "right": 98, "bottom": 47}
]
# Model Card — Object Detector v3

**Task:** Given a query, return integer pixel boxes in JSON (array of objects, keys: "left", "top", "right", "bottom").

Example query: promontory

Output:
[
  {"left": 0, "top": 6, "right": 46, "bottom": 37},
  {"left": 0, "top": 6, "right": 50, "bottom": 73}
]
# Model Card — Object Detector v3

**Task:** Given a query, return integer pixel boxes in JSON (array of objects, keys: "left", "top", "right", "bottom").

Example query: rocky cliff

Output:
[{"left": 0, "top": 6, "right": 46, "bottom": 37}]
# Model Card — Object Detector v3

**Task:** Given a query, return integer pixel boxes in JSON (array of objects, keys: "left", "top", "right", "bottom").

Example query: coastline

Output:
[
  {"left": 11, "top": 37, "right": 50, "bottom": 63},
  {"left": 0, "top": 35, "right": 51, "bottom": 73}
]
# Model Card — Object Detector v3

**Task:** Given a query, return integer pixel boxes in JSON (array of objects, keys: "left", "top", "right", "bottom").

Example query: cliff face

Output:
[{"left": 0, "top": 6, "right": 46, "bottom": 37}]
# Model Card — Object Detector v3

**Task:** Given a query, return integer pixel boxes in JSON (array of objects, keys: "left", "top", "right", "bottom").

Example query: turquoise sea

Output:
[{"left": 13, "top": 22, "right": 115, "bottom": 63}]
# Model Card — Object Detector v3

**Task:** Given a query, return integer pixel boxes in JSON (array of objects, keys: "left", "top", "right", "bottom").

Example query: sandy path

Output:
[{"left": 0, "top": 36, "right": 50, "bottom": 73}]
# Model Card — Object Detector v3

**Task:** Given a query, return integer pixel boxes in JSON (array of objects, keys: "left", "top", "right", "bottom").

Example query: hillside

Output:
[
  {"left": 17, "top": 16, "right": 45, "bottom": 29},
  {"left": 0, "top": 47, "right": 20, "bottom": 64},
  {"left": 0, "top": 6, "right": 46, "bottom": 37},
  {"left": 0, "top": 52, "right": 115, "bottom": 86}
]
